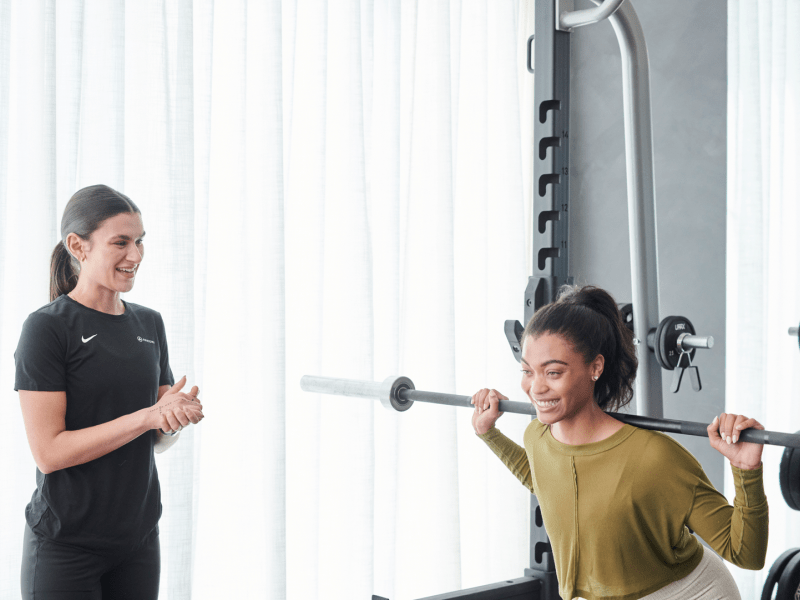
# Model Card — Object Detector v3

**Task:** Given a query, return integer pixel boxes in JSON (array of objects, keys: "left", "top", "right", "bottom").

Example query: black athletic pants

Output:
[{"left": 21, "top": 525, "right": 160, "bottom": 600}]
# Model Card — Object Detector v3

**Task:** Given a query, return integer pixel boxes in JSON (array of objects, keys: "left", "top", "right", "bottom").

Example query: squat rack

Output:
[
  {"left": 305, "top": 1, "right": 718, "bottom": 598},
  {"left": 517, "top": 3, "right": 661, "bottom": 596}
]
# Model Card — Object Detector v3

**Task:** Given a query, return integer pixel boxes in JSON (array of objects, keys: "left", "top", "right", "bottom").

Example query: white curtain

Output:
[
  {"left": 0, "top": 1, "right": 533, "bottom": 598},
  {"left": 726, "top": 0, "right": 800, "bottom": 597}
]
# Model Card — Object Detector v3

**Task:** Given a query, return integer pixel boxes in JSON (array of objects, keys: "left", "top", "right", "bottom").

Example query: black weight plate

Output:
[
  {"left": 779, "top": 447, "right": 796, "bottom": 510},
  {"left": 653, "top": 317, "right": 671, "bottom": 370},
  {"left": 791, "top": 444, "right": 800, "bottom": 512},
  {"left": 656, "top": 316, "right": 696, "bottom": 370},
  {"left": 780, "top": 438, "right": 800, "bottom": 512},
  {"left": 762, "top": 548, "right": 800, "bottom": 600},
  {"left": 778, "top": 551, "right": 800, "bottom": 600}
]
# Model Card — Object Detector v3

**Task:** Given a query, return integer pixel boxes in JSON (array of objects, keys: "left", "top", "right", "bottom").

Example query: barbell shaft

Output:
[
  {"left": 300, "top": 375, "right": 536, "bottom": 414},
  {"left": 301, "top": 375, "right": 800, "bottom": 448},
  {"left": 404, "top": 389, "right": 536, "bottom": 415}
]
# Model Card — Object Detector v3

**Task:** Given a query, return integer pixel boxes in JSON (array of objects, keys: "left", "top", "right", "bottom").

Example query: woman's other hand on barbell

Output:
[{"left": 707, "top": 413, "right": 764, "bottom": 469}]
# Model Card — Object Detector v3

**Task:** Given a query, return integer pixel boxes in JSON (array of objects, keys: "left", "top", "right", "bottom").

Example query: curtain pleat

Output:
[
  {"left": 284, "top": 0, "right": 328, "bottom": 597},
  {"left": 0, "top": 0, "right": 57, "bottom": 595},
  {"left": 318, "top": 0, "right": 376, "bottom": 596},
  {"left": 194, "top": 0, "right": 287, "bottom": 595},
  {"left": 0, "top": 2, "right": 532, "bottom": 598},
  {"left": 54, "top": 0, "right": 85, "bottom": 213},
  {"left": 370, "top": 1, "right": 401, "bottom": 595},
  {"left": 461, "top": 0, "right": 529, "bottom": 585},
  {"left": 77, "top": 0, "right": 125, "bottom": 188},
  {"left": 727, "top": 0, "right": 800, "bottom": 596},
  {"left": 395, "top": 2, "right": 462, "bottom": 597}
]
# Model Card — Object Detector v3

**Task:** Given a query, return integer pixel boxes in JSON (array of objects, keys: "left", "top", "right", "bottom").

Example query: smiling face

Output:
[
  {"left": 520, "top": 333, "right": 604, "bottom": 427},
  {"left": 67, "top": 212, "right": 145, "bottom": 295}
]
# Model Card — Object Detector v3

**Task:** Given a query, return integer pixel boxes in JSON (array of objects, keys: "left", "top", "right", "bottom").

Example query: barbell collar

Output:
[
  {"left": 380, "top": 375, "right": 415, "bottom": 411},
  {"left": 301, "top": 375, "right": 800, "bottom": 448}
]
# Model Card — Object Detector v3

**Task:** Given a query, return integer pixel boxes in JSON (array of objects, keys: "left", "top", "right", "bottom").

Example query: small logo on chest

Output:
[
  {"left": 82, "top": 334, "right": 98, "bottom": 343},
  {"left": 137, "top": 336, "right": 155, "bottom": 344}
]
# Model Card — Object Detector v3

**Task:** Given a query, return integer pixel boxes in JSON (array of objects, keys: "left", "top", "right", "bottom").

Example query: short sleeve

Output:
[
  {"left": 14, "top": 312, "right": 67, "bottom": 392},
  {"left": 156, "top": 313, "right": 175, "bottom": 387}
]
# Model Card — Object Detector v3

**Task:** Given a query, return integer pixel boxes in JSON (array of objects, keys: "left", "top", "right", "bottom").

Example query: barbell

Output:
[{"left": 300, "top": 374, "right": 800, "bottom": 448}]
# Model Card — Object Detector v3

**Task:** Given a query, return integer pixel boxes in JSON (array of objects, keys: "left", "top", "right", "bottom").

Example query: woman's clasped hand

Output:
[
  {"left": 471, "top": 388, "right": 506, "bottom": 435},
  {"left": 150, "top": 375, "right": 204, "bottom": 434}
]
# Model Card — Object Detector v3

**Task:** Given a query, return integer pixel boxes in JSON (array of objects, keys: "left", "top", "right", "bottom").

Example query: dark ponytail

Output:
[
  {"left": 49, "top": 184, "right": 140, "bottom": 302},
  {"left": 522, "top": 285, "right": 638, "bottom": 412},
  {"left": 49, "top": 243, "right": 79, "bottom": 302}
]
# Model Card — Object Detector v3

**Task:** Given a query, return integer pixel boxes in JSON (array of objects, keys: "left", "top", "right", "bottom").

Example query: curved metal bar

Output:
[
  {"left": 556, "top": 0, "right": 663, "bottom": 418},
  {"left": 559, "top": 0, "right": 625, "bottom": 30},
  {"left": 595, "top": 0, "right": 662, "bottom": 419},
  {"left": 301, "top": 375, "right": 800, "bottom": 448}
]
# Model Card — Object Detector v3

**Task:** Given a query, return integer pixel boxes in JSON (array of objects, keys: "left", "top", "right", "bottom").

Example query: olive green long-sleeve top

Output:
[{"left": 478, "top": 420, "right": 768, "bottom": 600}]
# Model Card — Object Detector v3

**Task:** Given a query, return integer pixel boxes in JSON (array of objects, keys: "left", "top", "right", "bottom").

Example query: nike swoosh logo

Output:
[{"left": 82, "top": 334, "right": 98, "bottom": 343}]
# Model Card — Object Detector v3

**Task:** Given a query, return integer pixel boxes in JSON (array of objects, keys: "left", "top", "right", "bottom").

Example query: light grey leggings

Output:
[{"left": 576, "top": 548, "right": 742, "bottom": 600}]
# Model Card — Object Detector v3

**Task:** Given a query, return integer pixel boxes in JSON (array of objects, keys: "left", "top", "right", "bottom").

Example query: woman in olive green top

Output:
[{"left": 471, "top": 285, "right": 766, "bottom": 600}]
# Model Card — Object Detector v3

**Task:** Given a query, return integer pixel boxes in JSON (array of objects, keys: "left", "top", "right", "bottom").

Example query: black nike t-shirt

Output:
[{"left": 14, "top": 294, "right": 174, "bottom": 552}]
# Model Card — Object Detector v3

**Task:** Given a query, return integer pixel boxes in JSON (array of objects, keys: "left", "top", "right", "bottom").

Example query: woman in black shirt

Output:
[{"left": 15, "top": 184, "right": 204, "bottom": 600}]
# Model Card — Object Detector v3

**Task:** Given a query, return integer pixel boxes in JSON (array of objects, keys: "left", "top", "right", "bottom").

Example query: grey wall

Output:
[{"left": 568, "top": 1, "right": 727, "bottom": 491}]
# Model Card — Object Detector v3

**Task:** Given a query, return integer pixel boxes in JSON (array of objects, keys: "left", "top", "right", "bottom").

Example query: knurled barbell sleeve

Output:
[{"left": 300, "top": 375, "right": 386, "bottom": 400}]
